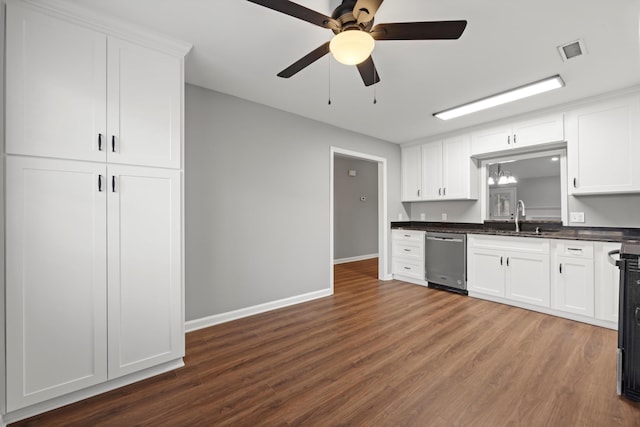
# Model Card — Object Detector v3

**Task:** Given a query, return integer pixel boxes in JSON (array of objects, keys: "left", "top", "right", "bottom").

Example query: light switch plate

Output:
[
  {"left": 570, "top": 212, "right": 585, "bottom": 223},
  {"left": 441, "top": 213, "right": 448, "bottom": 221},
  {"left": 420, "top": 213, "right": 426, "bottom": 220}
]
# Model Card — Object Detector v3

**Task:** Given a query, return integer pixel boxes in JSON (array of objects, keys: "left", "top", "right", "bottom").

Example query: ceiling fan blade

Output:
[
  {"left": 371, "top": 21, "right": 467, "bottom": 40},
  {"left": 354, "top": 0, "right": 384, "bottom": 25},
  {"left": 247, "top": 0, "right": 339, "bottom": 30},
  {"left": 356, "top": 56, "right": 381, "bottom": 87},
  {"left": 277, "top": 42, "right": 331, "bottom": 78}
]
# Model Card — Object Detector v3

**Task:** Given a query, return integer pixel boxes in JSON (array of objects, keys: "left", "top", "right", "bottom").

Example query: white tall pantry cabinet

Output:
[{"left": 3, "top": 0, "right": 191, "bottom": 421}]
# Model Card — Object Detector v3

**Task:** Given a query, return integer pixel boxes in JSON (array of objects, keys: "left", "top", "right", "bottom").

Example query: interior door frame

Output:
[{"left": 330, "top": 147, "right": 389, "bottom": 292}]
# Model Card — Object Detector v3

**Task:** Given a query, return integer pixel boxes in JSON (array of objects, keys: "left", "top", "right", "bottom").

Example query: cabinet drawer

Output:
[
  {"left": 392, "top": 229, "right": 425, "bottom": 243},
  {"left": 392, "top": 241, "right": 424, "bottom": 261},
  {"left": 392, "top": 259, "right": 425, "bottom": 279},
  {"left": 555, "top": 240, "right": 594, "bottom": 259},
  {"left": 468, "top": 234, "right": 549, "bottom": 254}
]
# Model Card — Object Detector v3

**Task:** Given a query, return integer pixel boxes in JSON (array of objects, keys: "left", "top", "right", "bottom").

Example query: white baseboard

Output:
[
  {"left": 185, "top": 288, "right": 333, "bottom": 333},
  {"left": 333, "top": 253, "right": 378, "bottom": 264}
]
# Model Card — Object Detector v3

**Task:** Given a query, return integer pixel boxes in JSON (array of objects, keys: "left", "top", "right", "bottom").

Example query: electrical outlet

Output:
[
  {"left": 420, "top": 213, "right": 426, "bottom": 221},
  {"left": 570, "top": 212, "right": 585, "bottom": 223},
  {"left": 441, "top": 213, "right": 448, "bottom": 221}
]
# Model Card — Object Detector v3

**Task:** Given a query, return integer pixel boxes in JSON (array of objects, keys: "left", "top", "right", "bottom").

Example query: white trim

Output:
[
  {"left": 2, "top": 359, "right": 184, "bottom": 425},
  {"left": 334, "top": 253, "right": 378, "bottom": 264},
  {"left": 184, "top": 289, "right": 332, "bottom": 333},
  {"left": 330, "top": 147, "right": 389, "bottom": 286}
]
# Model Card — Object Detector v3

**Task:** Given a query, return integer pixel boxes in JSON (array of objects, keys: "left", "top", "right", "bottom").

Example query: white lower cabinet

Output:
[
  {"left": 595, "top": 242, "right": 621, "bottom": 325},
  {"left": 551, "top": 241, "right": 595, "bottom": 317},
  {"left": 468, "top": 234, "right": 620, "bottom": 329},
  {"left": 391, "top": 230, "right": 425, "bottom": 280},
  {"left": 468, "top": 235, "right": 550, "bottom": 307},
  {"left": 6, "top": 157, "right": 183, "bottom": 411},
  {"left": 6, "top": 157, "right": 108, "bottom": 411},
  {"left": 107, "top": 165, "right": 183, "bottom": 378}
]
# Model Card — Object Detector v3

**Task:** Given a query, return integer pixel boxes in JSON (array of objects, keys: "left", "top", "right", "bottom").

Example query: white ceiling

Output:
[{"left": 64, "top": 0, "right": 640, "bottom": 144}]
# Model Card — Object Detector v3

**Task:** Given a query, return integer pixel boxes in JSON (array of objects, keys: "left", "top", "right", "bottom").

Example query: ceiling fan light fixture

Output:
[
  {"left": 434, "top": 75, "right": 565, "bottom": 120},
  {"left": 329, "top": 30, "right": 375, "bottom": 65}
]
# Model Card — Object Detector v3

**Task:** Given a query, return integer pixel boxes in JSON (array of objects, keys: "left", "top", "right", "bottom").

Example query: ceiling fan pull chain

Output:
[
  {"left": 328, "top": 56, "right": 332, "bottom": 105},
  {"left": 373, "top": 66, "right": 378, "bottom": 104}
]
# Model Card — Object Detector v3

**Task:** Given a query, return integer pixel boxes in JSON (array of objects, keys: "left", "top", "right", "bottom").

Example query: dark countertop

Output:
[{"left": 391, "top": 221, "right": 640, "bottom": 243}]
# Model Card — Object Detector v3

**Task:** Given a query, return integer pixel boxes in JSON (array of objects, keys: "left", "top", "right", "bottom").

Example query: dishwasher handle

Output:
[{"left": 427, "top": 236, "right": 464, "bottom": 243}]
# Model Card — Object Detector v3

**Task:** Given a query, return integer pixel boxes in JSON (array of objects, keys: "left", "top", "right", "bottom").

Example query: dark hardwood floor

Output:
[{"left": 11, "top": 258, "right": 640, "bottom": 426}]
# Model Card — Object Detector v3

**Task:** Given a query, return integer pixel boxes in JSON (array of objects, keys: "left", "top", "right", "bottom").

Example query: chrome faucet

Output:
[{"left": 515, "top": 200, "right": 526, "bottom": 232}]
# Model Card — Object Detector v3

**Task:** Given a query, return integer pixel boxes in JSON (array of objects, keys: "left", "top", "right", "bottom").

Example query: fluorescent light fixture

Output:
[{"left": 434, "top": 75, "right": 565, "bottom": 120}]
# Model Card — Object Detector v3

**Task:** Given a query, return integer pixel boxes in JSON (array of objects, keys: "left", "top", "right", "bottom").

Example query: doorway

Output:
[{"left": 330, "top": 147, "right": 388, "bottom": 292}]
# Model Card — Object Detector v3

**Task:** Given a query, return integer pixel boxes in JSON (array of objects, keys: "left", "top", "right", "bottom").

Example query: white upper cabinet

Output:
[
  {"left": 6, "top": 3, "right": 107, "bottom": 162},
  {"left": 401, "top": 145, "right": 422, "bottom": 201},
  {"left": 566, "top": 93, "right": 640, "bottom": 195},
  {"left": 470, "top": 113, "right": 564, "bottom": 156},
  {"left": 107, "top": 38, "right": 182, "bottom": 168},
  {"left": 6, "top": 2, "right": 183, "bottom": 169},
  {"left": 442, "top": 135, "right": 477, "bottom": 200},
  {"left": 420, "top": 141, "right": 443, "bottom": 199},
  {"left": 402, "top": 135, "right": 477, "bottom": 202}
]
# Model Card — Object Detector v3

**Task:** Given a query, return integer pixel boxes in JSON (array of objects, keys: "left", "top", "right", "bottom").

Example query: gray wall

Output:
[
  {"left": 408, "top": 200, "right": 481, "bottom": 223},
  {"left": 185, "top": 84, "right": 403, "bottom": 321},
  {"left": 334, "top": 156, "right": 378, "bottom": 260},
  {"left": 569, "top": 194, "right": 640, "bottom": 227}
]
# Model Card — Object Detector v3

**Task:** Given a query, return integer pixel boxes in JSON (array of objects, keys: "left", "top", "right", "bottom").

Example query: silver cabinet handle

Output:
[
  {"left": 559, "top": 263, "right": 563, "bottom": 274},
  {"left": 404, "top": 266, "right": 412, "bottom": 270},
  {"left": 417, "top": 189, "right": 421, "bottom": 197},
  {"left": 98, "top": 175, "right": 103, "bottom": 192},
  {"left": 443, "top": 188, "right": 446, "bottom": 196},
  {"left": 506, "top": 257, "right": 510, "bottom": 267},
  {"left": 403, "top": 249, "right": 411, "bottom": 252},
  {"left": 98, "top": 134, "right": 104, "bottom": 151},
  {"left": 513, "top": 134, "right": 517, "bottom": 144},
  {"left": 500, "top": 256, "right": 503, "bottom": 266},
  {"left": 507, "top": 135, "right": 511, "bottom": 144},
  {"left": 573, "top": 178, "right": 577, "bottom": 188},
  {"left": 438, "top": 188, "right": 442, "bottom": 196},
  {"left": 111, "top": 176, "right": 116, "bottom": 193},
  {"left": 567, "top": 248, "right": 583, "bottom": 253},
  {"left": 111, "top": 135, "right": 116, "bottom": 152}
]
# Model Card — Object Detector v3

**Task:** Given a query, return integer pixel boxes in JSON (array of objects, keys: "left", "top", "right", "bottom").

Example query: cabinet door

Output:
[
  {"left": 420, "top": 141, "right": 443, "bottom": 200},
  {"left": 467, "top": 248, "right": 505, "bottom": 297},
  {"left": 595, "top": 242, "right": 621, "bottom": 324},
  {"left": 6, "top": 2, "right": 107, "bottom": 162},
  {"left": 511, "top": 114, "right": 564, "bottom": 149},
  {"left": 442, "top": 135, "right": 475, "bottom": 200},
  {"left": 6, "top": 157, "right": 107, "bottom": 411},
  {"left": 107, "top": 165, "right": 183, "bottom": 378},
  {"left": 401, "top": 145, "right": 422, "bottom": 201},
  {"left": 470, "top": 126, "right": 511, "bottom": 156},
  {"left": 107, "top": 38, "right": 182, "bottom": 169},
  {"left": 554, "top": 255, "right": 595, "bottom": 316},
  {"left": 567, "top": 94, "right": 640, "bottom": 195},
  {"left": 505, "top": 251, "right": 550, "bottom": 307}
]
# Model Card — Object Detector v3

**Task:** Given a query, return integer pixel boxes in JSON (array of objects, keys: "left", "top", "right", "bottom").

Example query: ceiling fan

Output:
[{"left": 247, "top": 0, "right": 467, "bottom": 86}]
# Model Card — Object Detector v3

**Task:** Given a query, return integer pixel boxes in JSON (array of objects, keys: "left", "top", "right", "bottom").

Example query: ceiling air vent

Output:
[{"left": 558, "top": 39, "right": 587, "bottom": 61}]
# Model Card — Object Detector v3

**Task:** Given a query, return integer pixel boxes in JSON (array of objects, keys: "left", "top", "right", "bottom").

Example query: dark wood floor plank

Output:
[{"left": 10, "top": 258, "right": 640, "bottom": 426}]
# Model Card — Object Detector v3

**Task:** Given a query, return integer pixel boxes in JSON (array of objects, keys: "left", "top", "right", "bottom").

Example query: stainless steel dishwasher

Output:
[{"left": 424, "top": 231, "right": 467, "bottom": 294}]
